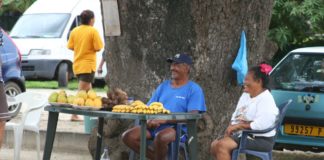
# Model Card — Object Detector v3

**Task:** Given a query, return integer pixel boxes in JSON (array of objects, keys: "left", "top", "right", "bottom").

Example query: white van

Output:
[{"left": 10, "top": 0, "right": 107, "bottom": 87}]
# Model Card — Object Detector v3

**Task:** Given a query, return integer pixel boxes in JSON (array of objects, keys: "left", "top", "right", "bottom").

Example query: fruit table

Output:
[{"left": 42, "top": 105, "right": 203, "bottom": 160}]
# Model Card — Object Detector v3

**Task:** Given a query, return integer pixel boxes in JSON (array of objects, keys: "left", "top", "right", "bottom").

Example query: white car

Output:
[{"left": 10, "top": 0, "right": 106, "bottom": 87}]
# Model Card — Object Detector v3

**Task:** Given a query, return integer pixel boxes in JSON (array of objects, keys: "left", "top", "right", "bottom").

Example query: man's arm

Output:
[
  {"left": 225, "top": 122, "right": 251, "bottom": 136},
  {"left": 97, "top": 58, "right": 105, "bottom": 74}
]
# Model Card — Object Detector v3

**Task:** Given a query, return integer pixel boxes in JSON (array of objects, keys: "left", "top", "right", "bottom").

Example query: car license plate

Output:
[{"left": 284, "top": 124, "right": 324, "bottom": 137}]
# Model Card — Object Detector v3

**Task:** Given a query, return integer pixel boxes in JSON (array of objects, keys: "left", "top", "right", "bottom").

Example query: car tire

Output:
[
  {"left": 4, "top": 81, "right": 22, "bottom": 111},
  {"left": 58, "top": 63, "right": 68, "bottom": 88}
]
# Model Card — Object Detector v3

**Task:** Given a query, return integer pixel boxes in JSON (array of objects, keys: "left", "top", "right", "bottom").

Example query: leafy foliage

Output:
[
  {"left": 269, "top": 0, "right": 324, "bottom": 49},
  {"left": 0, "top": 0, "right": 36, "bottom": 15}
]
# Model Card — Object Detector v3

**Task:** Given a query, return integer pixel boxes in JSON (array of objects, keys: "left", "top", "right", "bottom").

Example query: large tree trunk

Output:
[{"left": 89, "top": 0, "right": 274, "bottom": 159}]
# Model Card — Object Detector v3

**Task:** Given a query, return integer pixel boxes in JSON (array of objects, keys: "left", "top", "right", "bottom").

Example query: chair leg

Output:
[
  {"left": 129, "top": 150, "right": 135, "bottom": 160},
  {"left": 180, "top": 143, "right": 189, "bottom": 160},
  {"left": 12, "top": 128, "right": 18, "bottom": 160},
  {"left": 268, "top": 152, "right": 272, "bottom": 160},
  {"left": 231, "top": 149, "right": 239, "bottom": 160},
  {"left": 13, "top": 128, "right": 23, "bottom": 160},
  {"left": 168, "top": 143, "right": 172, "bottom": 160},
  {"left": 36, "top": 132, "right": 41, "bottom": 160}
]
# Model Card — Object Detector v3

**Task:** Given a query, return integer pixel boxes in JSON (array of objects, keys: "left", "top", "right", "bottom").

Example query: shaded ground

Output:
[
  {"left": 0, "top": 148, "right": 91, "bottom": 160},
  {"left": 273, "top": 150, "right": 324, "bottom": 160},
  {"left": 237, "top": 150, "right": 324, "bottom": 160}
]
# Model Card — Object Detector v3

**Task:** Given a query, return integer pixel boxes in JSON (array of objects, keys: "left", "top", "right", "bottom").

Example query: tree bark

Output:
[{"left": 89, "top": 0, "right": 274, "bottom": 159}]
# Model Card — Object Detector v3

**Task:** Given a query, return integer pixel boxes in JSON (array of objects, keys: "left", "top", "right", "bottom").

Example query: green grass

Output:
[{"left": 26, "top": 79, "right": 108, "bottom": 92}]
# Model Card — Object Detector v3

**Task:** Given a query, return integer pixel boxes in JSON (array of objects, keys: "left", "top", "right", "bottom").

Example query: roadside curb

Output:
[{"left": 4, "top": 130, "right": 91, "bottom": 154}]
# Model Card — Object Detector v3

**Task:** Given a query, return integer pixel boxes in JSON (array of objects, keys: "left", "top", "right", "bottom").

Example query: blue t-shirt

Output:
[
  {"left": 147, "top": 80, "right": 206, "bottom": 134},
  {"left": 147, "top": 80, "right": 206, "bottom": 112}
]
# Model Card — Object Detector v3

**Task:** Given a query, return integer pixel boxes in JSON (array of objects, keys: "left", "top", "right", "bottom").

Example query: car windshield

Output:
[
  {"left": 10, "top": 13, "right": 70, "bottom": 38},
  {"left": 270, "top": 53, "right": 324, "bottom": 93}
]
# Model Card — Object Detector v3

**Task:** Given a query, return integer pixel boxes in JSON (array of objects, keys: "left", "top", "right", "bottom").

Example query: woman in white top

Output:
[{"left": 210, "top": 63, "right": 279, "bottom": 160}]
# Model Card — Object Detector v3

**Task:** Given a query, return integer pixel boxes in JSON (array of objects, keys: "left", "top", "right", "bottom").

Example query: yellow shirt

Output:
[{"left": 67, "top": 25, "right": 103, "bottom": 74}]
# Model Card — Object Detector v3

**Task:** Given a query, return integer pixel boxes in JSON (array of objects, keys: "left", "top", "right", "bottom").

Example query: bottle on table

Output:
[{"left": 100, "top": 147, "right": 110, "bottom": 160}]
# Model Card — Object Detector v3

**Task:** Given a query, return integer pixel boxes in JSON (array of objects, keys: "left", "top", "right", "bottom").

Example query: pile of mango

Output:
[
  {"left": 112, "top": 101, "right": 171, "bottom": 114},
  {"left": 48, "top": 89, "right": 102, "bottom": 108}
]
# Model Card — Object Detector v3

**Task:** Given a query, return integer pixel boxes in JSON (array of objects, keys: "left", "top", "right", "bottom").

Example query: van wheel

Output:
[
  {"left": 58, "top": 63, "right": 68, "bottom": 88},
  {"left": 5, "top": 82, "right": 22, "bottom": 112}
]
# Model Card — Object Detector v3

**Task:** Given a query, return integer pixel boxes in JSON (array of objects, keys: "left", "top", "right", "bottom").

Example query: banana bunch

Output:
[
  {"left": 111, "top": 101, "right": 171, "bottom": 114},
  {"left": 131, "top": 100, "right": 151, "bottom": 114},
  {"left": 112, "top": 105, "right": 133, "bottom": 113},
  {"left": 149, "top": 102, "right": 171, "bottom": 114}
]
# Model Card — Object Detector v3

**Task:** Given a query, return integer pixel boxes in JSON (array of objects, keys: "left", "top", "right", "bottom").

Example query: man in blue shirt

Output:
[{"left": 122, "top": 53, "right": 206, "bottom": 160}]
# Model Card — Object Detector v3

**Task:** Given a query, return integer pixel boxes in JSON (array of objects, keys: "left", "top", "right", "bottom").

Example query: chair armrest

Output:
[
  {"left": 26, "top": 103, "right": 46, "bottom": 113},
  {"left": 238, "top": 125, "right": 276, "bottom": 150},
  {"left": 241, "top": 127, "right": 275, "bottom": 134}
]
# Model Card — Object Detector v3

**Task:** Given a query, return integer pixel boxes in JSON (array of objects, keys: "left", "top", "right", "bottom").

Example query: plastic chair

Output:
[
  {"left": 231, "top": 99, "right": 293, "bottom": 160},
  {"left": 5, "top": 92, "right": 47, "bottom": 160},
  {"left": 128, "top": 122, "right": 188, "bottom": 160}
]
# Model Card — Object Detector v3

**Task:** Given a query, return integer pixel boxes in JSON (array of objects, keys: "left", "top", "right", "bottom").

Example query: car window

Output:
[
  {"left": 270, "top": 53, "right": 324, "bottom": 93},
  {"left": 10, "top": 13, "right": 70, "bottom": 38},
  {"left": 67, "top": 15, "right": 81, "bottom": 40}
]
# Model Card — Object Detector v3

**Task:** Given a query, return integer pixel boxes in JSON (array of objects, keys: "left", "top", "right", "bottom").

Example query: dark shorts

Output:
[
  {"left": 148, "top": 124, "right": 176, "bottom": 139},
  {"left": 231, "top": 134, "right": 275, "bottom": 152},
  {"left": 0, "top": 82, "right": 9, "bottom": 121},
  {"left": 76, "top": 72, "right": 95, "bottom": 83}
]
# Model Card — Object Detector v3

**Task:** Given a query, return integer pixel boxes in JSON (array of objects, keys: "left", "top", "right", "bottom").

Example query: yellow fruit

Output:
[
  {"left": 76, "top": 90, "right": 87, "bottom": 99},
  {"left": 131, "top": 100, "right": 145, "bottom": 107},
  {"left": 72, "top": 99, "right": 78, "bottom": 106},
  {"left": 87, "top": 89, "right": 97, "bottom": 99},
  {"left": 67, "top": 95, "right": 75, "bottom": 104},
  {"left": 48, "top": 92, "right": 59, "bottom": 102},
  {"left": 58, "top": 90, "right": 67, "bottom": 96},
  {"left": 73, "top": 97, "right": 85, "bottom": 106},
  {"left": 85, "top": 99, "right": 95, "bottom": 106},
  {"left": 57, "top": 95, "right": 67, "bottom": 103},
  {"left": 93, "top": 98, "right": 102, "bottom": 107},
  {"left": 150, "top": 102, "right": 163, "bottom": 107}
]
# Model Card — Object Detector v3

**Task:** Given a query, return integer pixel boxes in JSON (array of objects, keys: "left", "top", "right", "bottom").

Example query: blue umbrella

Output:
[{"left": 232, "top": 31, "right": 248, "bottom": 85}]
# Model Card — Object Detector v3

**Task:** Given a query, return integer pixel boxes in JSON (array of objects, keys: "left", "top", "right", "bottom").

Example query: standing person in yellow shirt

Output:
[{"left": 68, "top": 10, "right": 104, "bottom": 121}]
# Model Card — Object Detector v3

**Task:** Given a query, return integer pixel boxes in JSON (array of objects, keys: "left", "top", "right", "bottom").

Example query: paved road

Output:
[{"left": 0, "top": 148, "right": 92, "bottom": 160}]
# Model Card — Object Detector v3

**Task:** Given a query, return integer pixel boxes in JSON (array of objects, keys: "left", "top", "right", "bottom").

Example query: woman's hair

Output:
[
  {"left": 248, "top": 63, "right": 272, "bottom": 89},
  {"left": 80, "top": 10, "right": 94, "bottom": 25}
]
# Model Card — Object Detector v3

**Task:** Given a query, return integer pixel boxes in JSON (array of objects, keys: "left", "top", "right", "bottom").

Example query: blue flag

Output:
[{"left": 232, "top": 31, "right": 248, "bottom": 85}]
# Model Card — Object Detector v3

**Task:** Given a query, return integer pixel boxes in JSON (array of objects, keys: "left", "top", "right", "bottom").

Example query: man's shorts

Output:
[
  {"left": 148, "top": 124, "right": 176, "bottom": 139},
  {"left": 0, "top": 82, "right": 10, "bottom": 121},
  {"left": 76, "top": 72, "right": 95, "bottom": 83},
  {"left": 231, "top": 134, "right": 275, "bottom": 152}
]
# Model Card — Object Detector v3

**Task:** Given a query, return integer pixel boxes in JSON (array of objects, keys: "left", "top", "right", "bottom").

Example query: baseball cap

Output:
[{"left": 167, "top": 53, "right": 193, "bottom": 65}]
